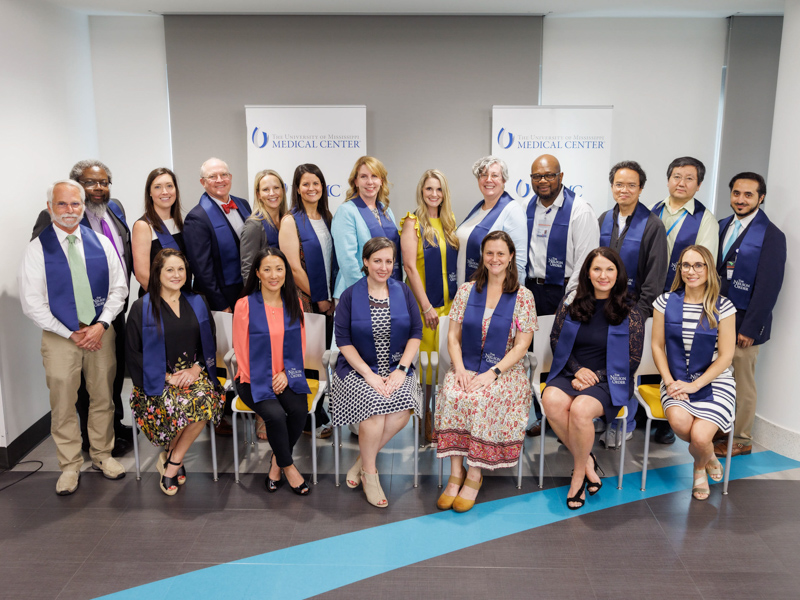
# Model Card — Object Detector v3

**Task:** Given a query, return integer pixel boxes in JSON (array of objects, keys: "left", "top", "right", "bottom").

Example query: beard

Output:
[
  {"left": 50, "top": 207, "right": 85, "bottom": 229},
  {"left": 84, "top": 197, "right": 109, "bottom": 218}
]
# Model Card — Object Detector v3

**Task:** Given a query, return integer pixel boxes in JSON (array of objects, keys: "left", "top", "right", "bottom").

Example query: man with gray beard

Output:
[{"left": 32, "top": 160, "right": 133, "bottom": 456}]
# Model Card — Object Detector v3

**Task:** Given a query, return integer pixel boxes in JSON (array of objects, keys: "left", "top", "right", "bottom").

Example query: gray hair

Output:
[
  {"left": 200, "top": 157, "right": 230, "bottom": 178},
  {"left": 471, "top": 156, "right": 509, "bottom": 182},
  {"left": 69, "top": 159, "right": 113, "bottom": 182},
  {"left": 47, "top": 179, "right": 86, "bottom": 206}
]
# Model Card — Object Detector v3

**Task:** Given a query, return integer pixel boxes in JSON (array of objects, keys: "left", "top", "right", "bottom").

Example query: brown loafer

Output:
[
  {"left": 714, "top": 441, "right": 752, "bottom": 457},
  {"left": 525, "top": 421, "right": 542, "bottom": 437}
]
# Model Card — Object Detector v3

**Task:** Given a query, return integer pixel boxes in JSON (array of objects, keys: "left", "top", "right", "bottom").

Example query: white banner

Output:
[
  {"left": 491, "top": 106, "right": 613, "bottom": 216},
  {"left": 245, "top": 105, "right": 367, "bottom": 213}
]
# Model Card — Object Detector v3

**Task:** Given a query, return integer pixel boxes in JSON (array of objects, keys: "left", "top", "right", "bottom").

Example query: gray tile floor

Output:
[{"left": 2, "top": 398, "right": 798, "bottom": 600}]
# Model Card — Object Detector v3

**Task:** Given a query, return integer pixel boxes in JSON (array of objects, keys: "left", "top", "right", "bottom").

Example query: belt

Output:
[{"left": 527, "top": 276, "right": 569, "bottom": 286}]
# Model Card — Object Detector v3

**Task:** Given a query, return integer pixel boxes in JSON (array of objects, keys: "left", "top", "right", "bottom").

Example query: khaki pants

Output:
[
  {"left": 731, "top": 343, "right": 760, "bottom": 446},
  {"left": 41, "top": 328, "right": 116, "bottom": 471}
]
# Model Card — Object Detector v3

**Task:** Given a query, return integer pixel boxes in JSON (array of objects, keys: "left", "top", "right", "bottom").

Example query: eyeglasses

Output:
[
  {"left": 54, "top": 201, "right": 83, "bottom": 210},
  {"left": 530, "top": 172, "right": 560, "bottom": 182},
  {"left": 203, "top": 173, "right": 232, "bottom": 181},
  {"left": 78, "top": 179, "right": 110, "bottom": 188},
  {"left": 680, "top": 262, "right": 707, "bottom": 272},
  {"left": 613, "top": 182, "right": 639, "bottom": 191}
]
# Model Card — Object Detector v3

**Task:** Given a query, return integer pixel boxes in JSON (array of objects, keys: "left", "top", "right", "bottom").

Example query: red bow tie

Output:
[{"left": 221, "top": 200, "right": 238, "bottom": 214}]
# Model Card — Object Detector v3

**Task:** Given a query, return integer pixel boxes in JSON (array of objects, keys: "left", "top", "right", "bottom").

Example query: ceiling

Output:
[{"left": 48, "top": 0, "right": 784, "bottom": 18}]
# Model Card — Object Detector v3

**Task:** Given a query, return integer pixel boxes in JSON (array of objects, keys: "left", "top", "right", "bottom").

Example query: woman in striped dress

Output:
[{"left": 651, "top": 245, "right": 736, "bottom": 501}]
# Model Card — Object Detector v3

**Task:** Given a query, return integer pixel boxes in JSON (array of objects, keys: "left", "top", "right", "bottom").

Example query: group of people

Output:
[{"left": 19, "top": 152, "right": 784, "bottom": 512}]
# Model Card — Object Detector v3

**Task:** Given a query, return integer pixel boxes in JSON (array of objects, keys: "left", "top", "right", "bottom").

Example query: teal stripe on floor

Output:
[{"left": 97, "top": 451, "right": 800, "bottom": 600}]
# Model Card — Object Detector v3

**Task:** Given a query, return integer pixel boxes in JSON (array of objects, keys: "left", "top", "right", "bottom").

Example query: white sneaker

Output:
[
  {"left": 601, "top": 425, "right": 632, "bottom": 449},
  {"left": 593, "top": 418, "right": 606, "bottom": 433}
]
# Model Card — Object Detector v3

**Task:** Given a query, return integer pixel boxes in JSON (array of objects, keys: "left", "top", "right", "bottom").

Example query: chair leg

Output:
[
  {"left": 723, "top": 425, "right": 734, "bottom": 495},
  {"left": 438, "top": 456, "right": 443, "bottom": 488},
  {"left": 517, "top": 448, "right": 523, "bottom": 490},
  {"left": 132, "top": 407, "right": 141, "bottom": 481},
  {"left": 414, "top": 415, "right": 419, "bottom": 488},
  {"left": 233, "top": 412, "right": 240, "bottom": 484},
  {"left": 333, "top": 425, "right": 340, "bottom": 487},
  {"left": 617, "top": 415, "right": 626, "bottom": 490},
  {"left": 538, "top": 414, "right": 547, "bottom": 489},
  {"left": 210, "top": 421, "right": 219, "bottom": 482},
  {"left": 641, "top": 418, "right": 652, "bottom": 491},
  {"left": 311, "top": 411, "right": 318, "bottom": 485}
]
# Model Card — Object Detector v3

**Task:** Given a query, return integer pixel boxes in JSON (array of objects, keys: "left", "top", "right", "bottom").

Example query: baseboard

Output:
[
  {"left": 0, "top": 412, "right": 51, "bottom": 470},
  {"left": 754, "top": 415, "right": 800, "bottom": 461}
]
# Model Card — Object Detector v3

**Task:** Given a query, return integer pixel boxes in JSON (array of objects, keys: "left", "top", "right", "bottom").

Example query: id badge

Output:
[
  {"left": 726, "top": 259, "right": 735, "bottom": 281},
  {"left": 536, "top": 223, "right": 551, "bottom": 239}
]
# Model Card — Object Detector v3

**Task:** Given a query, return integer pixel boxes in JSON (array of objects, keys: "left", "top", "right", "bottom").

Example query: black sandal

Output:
[
  {"left": 567, "top": 479, "right": 586, "bottom": 510},
  {"left": 265, "top": 453, "right": 283, "bottom": 493},
  {"left": 160, "top": 451, "right": 180, "bottom": 496},
  {"left": 586, "top": 452, "right": 605, "bottom": 496},
  {"left": 290, "top": 480, "right": 310, "bottom": 496}
]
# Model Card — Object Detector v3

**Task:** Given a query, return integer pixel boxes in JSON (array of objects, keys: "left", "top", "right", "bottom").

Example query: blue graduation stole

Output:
[
  {"left": 198, "top": 193, "right": 251, "bottom": 287},
  {"left": 141, "top": 292, "right": 216, "bottom": 396},
  {"left": 600, "top": 202, "right": 650, "bottom": 291},
  {"left": 461, "top": 192, "right": 513, "bottom": 281},
  {"left": 461, "top": 284, "right": 517, "bottom": 373},
  {"left": 664, "top": 291, "right": 719, "bottom": 401},
  {"left": 261, "top": 217, "right": 280, "bottom": 248},
  {"left": 653, "top": 199, "right": 706, "bottom": 291},
  {"left": 419, "top": 220, "right": 457, "bottom": 308},
  {"left": 350, "top": 196, "right": 402, "bottom": 281},
  {"left": 546, "top": 310, "right": 632, "bottom": 409},
  {"left": 39, "top": 224, "right": 109, "bottom": 330},
  {"left": 293, "top": 208, "right": 334, "bottom": 303},
  {"left": 526, "top": 187, "right": 575, "bottom": 284},
  {"left": 147, "top": 218, "right": 180, "bottom": 251},
  {"left": 247, "top": 292, "right": 310, "bottom": 402},
  {"left": 347, "top": 277, "right": 411, "bottom": 377},
  {"left": 718, "top": 211, "right": 769, "bottom": 310}
]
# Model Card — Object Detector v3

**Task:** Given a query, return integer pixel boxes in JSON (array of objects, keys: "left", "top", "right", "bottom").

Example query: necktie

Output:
[
  {"left": 221, "top": 200, "right": 238, "bottom": 214},
  {"left": 100, "top": 218, "right": 124, "bottom": 267},
  {"left": 66, "top": 235, "right": 96, "bottom": 326},
  {"left": 723, "top": 219, "right": 742, "bottom": 258}
]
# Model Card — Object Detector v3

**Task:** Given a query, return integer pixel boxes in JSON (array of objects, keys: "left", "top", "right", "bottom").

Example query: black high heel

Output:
[
  {"left": 586, "top": 452, "right": 605, "bottom": 496},
  {"left": 265, "top": 453, "right": 283, "bottom": 493},
  {"left": 160, "top": 450, "right": 180, "bottom": 496},
  {"left": 290, "top": 480, "right": 310, "bottom": 496},
  {"left": 566, "top": 479, "right": 586, "bottom": 510}
]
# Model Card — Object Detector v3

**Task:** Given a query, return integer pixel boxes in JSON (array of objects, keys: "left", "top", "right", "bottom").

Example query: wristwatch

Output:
[
  {"left": 98, "top": 320, "right": 110, "bottom": 330},
  {"left": 397, "top": 364, "right": 409, "bottom": 374},
  {"left": 491, "top": 366, "right": 502, "bottom": 379}
]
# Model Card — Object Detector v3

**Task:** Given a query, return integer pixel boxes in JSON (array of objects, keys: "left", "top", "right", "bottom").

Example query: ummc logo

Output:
[
  {"left": 497, "top": 128, "right": 514, "bottom": 149},
  {"left": 327, "top": 184, "right": 341, "bottom": 198},
  {"left": 516, "top": 180, "right": 531, "bottom": 198},
  {"left": 251, "top": 127, "right": 268, "bottom": 149}
]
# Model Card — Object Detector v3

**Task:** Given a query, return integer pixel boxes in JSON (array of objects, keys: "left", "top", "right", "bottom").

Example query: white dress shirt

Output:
[
  {"left": 19, "top": 223, "right": 128, "bottom": 338},
  {"left": 84, "top": 207, "right": 126, "bottom": 267},
  {"left": 526, "top": 188, "right": 600, "bottom": 293},
  {"left": 212, "top": 196, "right": 244, "bottom": 238},
  {"left": 721, "top": 208, "right": 760, "bottom": 253}
]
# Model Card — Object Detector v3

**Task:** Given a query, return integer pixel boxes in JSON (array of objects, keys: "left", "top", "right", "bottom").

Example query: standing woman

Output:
[
  {"left": 331, "top": 238, "right": 423, "bottom": 508},
  {"left": 400, "top": 169, "right": 458, "bottom": 442},
  {"left": 331, "top": 156, "right": 401, "bottom": 299},
  {"left": 233, "top": 247, "right": 312, "bottom": 496},
  {"left": 435, "top": 231, "right": 537, "bottom": 513},
  {"left": 652, "top": 245, "right": 736, "bottom": 501},
  {"left": 541, "top": 247, "right": 644, "bottom": 510},
  {"left": 132, "top": 168, "right": 191, "bottom": 295},
  {"left": 280, "top": 163, "right": 336, "bottom": 438},
  {"left": 455, "top": 156, "right": 527, "bottom": 285},
  {"left": 126, "top": 249, "right": 225, "bottom": 496},
  {"left": 240, "top": 169, "right": 287, "bottom": 282}
]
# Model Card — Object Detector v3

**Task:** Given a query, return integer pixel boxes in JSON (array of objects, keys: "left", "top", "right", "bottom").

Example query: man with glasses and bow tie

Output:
[
  {"left": 31, "top": 159, "right": 133, "bottom": 457},
  {"left": 184, "top": 157, "right": 253, "bottom": 313},
  {"left": 20, "top": 180, "right": 128, "bottom": 494},
  {"left": 713, "top": 172, "right": 785, "bottom": 458}
]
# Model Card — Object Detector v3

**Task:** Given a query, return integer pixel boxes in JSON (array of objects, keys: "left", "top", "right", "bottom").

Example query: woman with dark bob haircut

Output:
[{"left": 541, "top": 247, "right": 644, "bottom": 510}]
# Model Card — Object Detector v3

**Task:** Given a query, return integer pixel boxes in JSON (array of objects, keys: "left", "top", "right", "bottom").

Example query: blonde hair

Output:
[
  {"left": 414, "top": 169, "right": 458, "bottom": 250},
  {"left": 669, "top": 244, "right": 721, "bottom": 328},
  {"left": 346, "top": 156, "right": 391, "bottom": 212},
  {"left": 251, "top": 169, "right": 287, "bottom": 228}
]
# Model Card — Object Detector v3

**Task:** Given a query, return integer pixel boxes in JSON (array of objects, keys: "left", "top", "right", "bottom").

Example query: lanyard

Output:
[{"left": 660, "top": 205, "right": 688, "bottom": 237}]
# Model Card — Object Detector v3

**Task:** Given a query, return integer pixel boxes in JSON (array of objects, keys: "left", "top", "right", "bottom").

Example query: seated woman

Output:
[
  {"left": 331, "top": 237, "right": 423, "bottom": 508},
  {"left": 132, "top": 167, "right": 192, "bottom": 296},
  {"left": 126, "top": 249, "right": 225, "bottom": 496},
  {"left": 652, "top": 245, "right": 736, "bottom": 501},
  {"left": 436, "top": 231, "right": 537, "bottom": 513},
  {"left": 233, "top": 247, "right": 311, "bottom": 496},
  {"left": 542, "top": 247, "right": 644, "bottom": 510}
]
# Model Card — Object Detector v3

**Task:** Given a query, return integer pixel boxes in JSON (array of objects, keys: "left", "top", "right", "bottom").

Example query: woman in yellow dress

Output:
[{"left": 400, "top": 169, "right": 459, "bottom": 442}]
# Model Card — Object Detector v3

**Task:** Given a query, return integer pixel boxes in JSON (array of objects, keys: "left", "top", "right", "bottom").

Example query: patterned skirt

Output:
[{"left": 129, "top": 371, "right": 225, "bottom": 447}]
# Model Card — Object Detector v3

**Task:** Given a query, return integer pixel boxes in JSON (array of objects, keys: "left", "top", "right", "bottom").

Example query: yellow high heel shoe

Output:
[
  {"left": 437, "top": 471, "right": 466, "bottom": 510},
  {"left": 453, "top": 476, "right": 483, "bottom": 513}
]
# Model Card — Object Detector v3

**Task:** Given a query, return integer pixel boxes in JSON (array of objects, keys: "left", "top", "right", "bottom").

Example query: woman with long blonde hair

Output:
[
  {"left": 240, "top": 169, "right": 287, "bottom": 282},
  {"left": 651, "top": 244, "right": 737, "bottom": 501},
  {"left": 400, "top": 169, "right": 458, "bottom": 441}
]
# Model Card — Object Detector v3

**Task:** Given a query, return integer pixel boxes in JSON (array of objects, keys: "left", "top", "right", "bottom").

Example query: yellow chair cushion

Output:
[
  {"left": 638, "top": 383, "right": 665, "bottom": 419},
  {"left": 540, "top": 382, "right": 546, "bottom": 393},
  {"left": 233, "top": 379, "right": 320, "bottom": 413}
]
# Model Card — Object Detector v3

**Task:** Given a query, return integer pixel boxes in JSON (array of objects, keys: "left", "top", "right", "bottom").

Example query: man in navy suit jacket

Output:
[
  {"left": 714, "top": 172, "right": 786, "bottom": 457},
  {"left": 184, "top": 157, "right": 253, "bottom": 312}
]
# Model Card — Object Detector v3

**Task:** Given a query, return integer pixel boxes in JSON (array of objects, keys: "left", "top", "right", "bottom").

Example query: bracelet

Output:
[{"left": 423, "top": 306, "right": 435, "bottom": 314}]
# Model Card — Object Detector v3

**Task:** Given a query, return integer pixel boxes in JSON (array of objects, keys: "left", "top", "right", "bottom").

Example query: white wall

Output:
[
  {"left": 541, "top": 17, "right": 728, "bottom": 212},
  {"left": 0, "top": 0, "right": 98, "bottom": 450}
]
